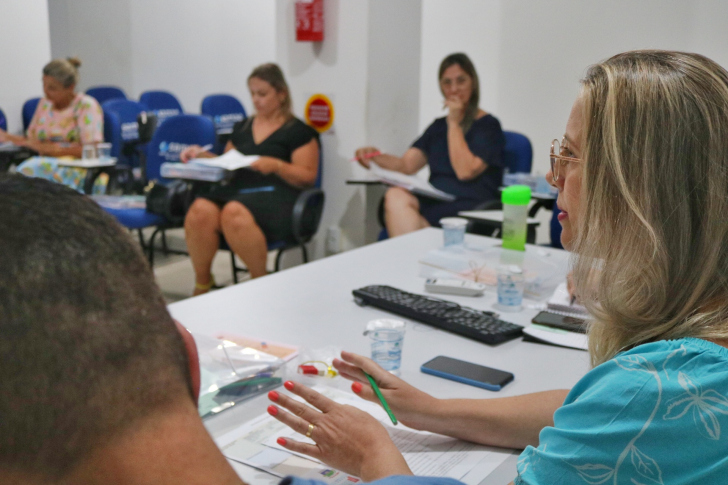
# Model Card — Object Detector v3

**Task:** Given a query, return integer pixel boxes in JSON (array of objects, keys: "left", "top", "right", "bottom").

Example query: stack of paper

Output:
[
  {"left": 369, "top": 163, "right": 456, "bottom": 202},
  {"left": 216, "top": 386, "right": 512, "bottom": 484},
  {"left": 192, "top": 149, "right": 260, "bottom": 171}
]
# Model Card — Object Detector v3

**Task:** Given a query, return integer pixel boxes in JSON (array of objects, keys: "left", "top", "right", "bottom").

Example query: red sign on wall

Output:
[
  {"left": 304, "top": 94, "right": 334, "bottom": 133},
  {"left": 296, "top": 0, "right": 324, "bottom": 42}
]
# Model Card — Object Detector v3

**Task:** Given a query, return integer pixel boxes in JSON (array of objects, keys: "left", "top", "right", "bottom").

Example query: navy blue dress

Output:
[{"left": 411, "top": 115, "right": 505, "bottom": 226}]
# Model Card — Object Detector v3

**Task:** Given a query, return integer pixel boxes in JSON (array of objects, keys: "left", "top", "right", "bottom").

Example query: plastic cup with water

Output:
[
  {"left": 439, "top": 217, "right": 468, "bottom": 249},
  {"left": 82, "top": 144, "right": 96, "bottom": 160},
  {"left": 495, "top": 265, "right": 525, "bottom": 312},
  {"left": 97, "top": 142, "right": 112, "bottom": 160},
  {"left": 365, "top": 319, "right": 405, "bottom": 372}
]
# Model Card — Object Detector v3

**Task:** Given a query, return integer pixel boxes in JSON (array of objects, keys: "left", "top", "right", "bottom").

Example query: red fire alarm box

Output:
[{"left": 296, "top": 0, "right": 324, "bottom": 42}]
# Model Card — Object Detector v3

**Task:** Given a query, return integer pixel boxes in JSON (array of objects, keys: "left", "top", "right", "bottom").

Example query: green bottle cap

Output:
[{"left": 501, "top": 185, "right": 532, "bottom": 205}]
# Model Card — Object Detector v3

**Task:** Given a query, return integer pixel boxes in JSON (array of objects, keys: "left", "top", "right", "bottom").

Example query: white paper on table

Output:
[
  {"left": 369, "top": 162, "right": 456, "bottom": 202},
  {"left": 193, "top": 149, "right": 260, "bottom": 171},
  {"left": 522, "top": 324, "right": 588, "bottom": 351},
  {"left": 216, "top": 386, "right": 511, "bottom": 485}
]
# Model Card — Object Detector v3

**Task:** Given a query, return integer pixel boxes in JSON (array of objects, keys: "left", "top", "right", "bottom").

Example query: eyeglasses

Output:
[{"left": 550, "top": 138, "right": 582, "bottom": 182}]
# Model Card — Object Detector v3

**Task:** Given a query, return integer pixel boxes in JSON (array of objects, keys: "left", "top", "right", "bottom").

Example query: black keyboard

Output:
[{"left": 353, "top": 285, "right": 523, "bottom": 345}]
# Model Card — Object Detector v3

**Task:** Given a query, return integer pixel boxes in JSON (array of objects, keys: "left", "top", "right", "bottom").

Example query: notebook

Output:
[{"left": 547, "top": 282, "right": 589, "bottom": 318}]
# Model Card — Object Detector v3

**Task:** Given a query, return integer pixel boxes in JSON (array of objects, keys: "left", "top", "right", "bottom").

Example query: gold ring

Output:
[{"left": 306, "top": 423, "right": 315, "bottom": 438}]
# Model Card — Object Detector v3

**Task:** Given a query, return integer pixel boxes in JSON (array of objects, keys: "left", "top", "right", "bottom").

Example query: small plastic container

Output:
[
  {"left": 364, "top": 319, "right": 405, "bottom": 372},
  {"left": 439, "top": 217, "right": 468, "bottom": 248},
  {"left": 97, "top": 142, "right": 112, "bottom": 160},
  {"left": 82, "top": 144, "right": 96, "bottom": 160},
  {"left": 495, "top": 265, "right": 525, "bottom": 312},
  {"left": 501, "top": 185, "right": 531, "bottom": 251}
]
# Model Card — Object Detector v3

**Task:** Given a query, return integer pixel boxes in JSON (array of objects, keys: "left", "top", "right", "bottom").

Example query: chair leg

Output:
[
  {"left": 231, "top": 251, "right": 238, "bottom": 284},
  {"left": 300, "top": 243, "right": 308, "bottom": 263},
  {"left": 161, "top": 230, "right": 169, "bottom": 254},
  {"left": 148, "top": 227, "right": 164, "bottom": 267},
  {"left": 138, "top": 229, "right": 145, "bottom": 249},
  {"left": 274, "top": 249, "right": 285, "bottom": 272}
]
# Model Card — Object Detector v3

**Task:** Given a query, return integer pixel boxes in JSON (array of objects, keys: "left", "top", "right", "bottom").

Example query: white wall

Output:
[
  {"left": 49, "top": 0, "right": 133, "bottom": 94},
  {"left": 419, "top": 0, "right": 726, "bottom": 176},
  {"left": 0, "top": 0, "right": 51, "bottom": 133},
  {"left": 128, "top": 0, "right": 277, "bottom": 113}
]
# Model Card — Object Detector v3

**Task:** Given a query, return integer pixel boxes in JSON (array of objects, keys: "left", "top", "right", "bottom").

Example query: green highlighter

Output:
[{"left": 365, "top": 372, "right": 398, "bottom": 426}]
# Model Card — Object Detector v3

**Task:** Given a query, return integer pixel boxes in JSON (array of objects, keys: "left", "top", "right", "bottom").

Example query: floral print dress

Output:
[{"left": 18, "top": 93, "right": 105, "bottom": 193}]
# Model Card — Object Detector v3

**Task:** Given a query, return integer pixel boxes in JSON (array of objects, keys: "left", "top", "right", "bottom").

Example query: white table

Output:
[{"left": 168, "top": 228, "right": 591, "bottom": 484}]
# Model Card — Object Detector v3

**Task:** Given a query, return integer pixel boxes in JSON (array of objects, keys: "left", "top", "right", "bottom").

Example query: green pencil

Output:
[{"left": 364, "top": 372, "right": 398, "bottom": 425}]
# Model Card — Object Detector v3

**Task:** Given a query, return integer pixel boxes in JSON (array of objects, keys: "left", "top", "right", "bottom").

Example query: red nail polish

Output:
[
  {"left": 284, "top": 381, "right": 294, "bottom": 391},
  {"left": 268, "top": 390, "right": 279, "bottom": 402},
  {"left": 352, "top": 382, "right": 363, "bottom": 393},
  {"left": 267, "top": 405, "right": 278, "bottom": 416},
  {"left": 277, "top": 437, "right": 287, "bottom": 446}
]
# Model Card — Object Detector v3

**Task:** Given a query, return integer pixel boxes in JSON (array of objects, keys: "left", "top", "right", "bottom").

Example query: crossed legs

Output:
[
  {"left": 384, "top": 187, "right": 430, "bottom": 237},
  {"left": 185, "top": 198, "right": 268, "bottom": 295}
]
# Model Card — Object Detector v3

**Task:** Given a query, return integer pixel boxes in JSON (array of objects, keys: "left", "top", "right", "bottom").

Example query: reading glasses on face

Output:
[{"left": 550, "top": 138, "right": 582, "bottom": 182}]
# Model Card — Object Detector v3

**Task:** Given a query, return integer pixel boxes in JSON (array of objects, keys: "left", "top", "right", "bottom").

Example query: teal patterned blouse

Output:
[{"left": 516, "top": 338, "right": 728, "bottom": 484}]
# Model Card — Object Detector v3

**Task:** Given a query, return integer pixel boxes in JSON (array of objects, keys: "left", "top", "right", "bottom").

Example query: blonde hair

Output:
[
  {"left": 573, "top": 50, "right": 728, "bottom": 366},
  {"left": 43, "top": 57, "right": 81, "bottom": 88},
  {"left": 248, "top": 63, "right": 292, "bottom": 119}
]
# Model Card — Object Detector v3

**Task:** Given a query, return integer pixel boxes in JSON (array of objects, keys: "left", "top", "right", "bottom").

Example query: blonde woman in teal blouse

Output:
[{"left": 267, "top": 50, "right": 728, "bottom": 484}]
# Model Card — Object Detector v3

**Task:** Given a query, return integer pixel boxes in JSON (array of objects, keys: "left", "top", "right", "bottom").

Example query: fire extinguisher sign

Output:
[
  {"left": 305, "top": 94, "right": 334, "bottom": 133},
  {"left": 296, "top": 0, "right": 324, "bottom": 42}
]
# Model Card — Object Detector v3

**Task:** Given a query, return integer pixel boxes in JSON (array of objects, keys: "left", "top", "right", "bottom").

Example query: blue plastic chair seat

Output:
[{"left": 102, "top": 206, "right": 166, "bottom": 229}]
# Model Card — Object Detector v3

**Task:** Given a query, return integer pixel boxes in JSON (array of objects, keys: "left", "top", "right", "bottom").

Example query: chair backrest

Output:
[
  {"left": 145, "top": 114, "right": 216, "bottom": 183},
  {"left": 0, "top": 107, "right": 6, "bottom": 132},
  {"left": 200, "top": 94, "right": 247, "bottom": 135},
  {"left": 550, "top": 206, "right": 563, "bottom": 249},
  {"left": 22, "top": 97, "right": 41, "bottom": 133},
  {"left": 102, "top": 99, "right": 149, "bottom": 163},
  {"left": 86, "top": 86, "right": 127, "bottom": 104},
  {"left": 502, "top": 131, "right": 533, "bottom": 173},
  {"left": 139, "top": 90, "right": 183, "bottom": 126}
]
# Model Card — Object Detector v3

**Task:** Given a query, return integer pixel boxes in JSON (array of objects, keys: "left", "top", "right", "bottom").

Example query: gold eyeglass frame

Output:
[{"left": 550, "top": 138, "right": 582, "bottom": 182}]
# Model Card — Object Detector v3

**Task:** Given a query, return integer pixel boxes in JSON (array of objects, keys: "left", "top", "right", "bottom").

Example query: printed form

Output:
[{"left": 215, "top": 386, "right": 512, "bottom": 484}]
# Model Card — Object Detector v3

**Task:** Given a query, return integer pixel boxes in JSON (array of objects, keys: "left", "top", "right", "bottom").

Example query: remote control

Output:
[{"left": 425, "top": 278, "right": 486, "bottom": 297}]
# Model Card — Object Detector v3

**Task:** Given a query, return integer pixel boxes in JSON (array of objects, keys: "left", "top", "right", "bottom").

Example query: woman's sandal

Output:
[{"left": 193, "top": 276, "right": 216, "bottom": 295}]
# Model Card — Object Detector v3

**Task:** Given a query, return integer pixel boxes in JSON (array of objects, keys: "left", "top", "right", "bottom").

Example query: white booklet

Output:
[
  {"left": 369, "top": 162, "right": 456, "bottom": 202},
  {"left": 192, "top": 149, "right": 260, "bottom": 171}
]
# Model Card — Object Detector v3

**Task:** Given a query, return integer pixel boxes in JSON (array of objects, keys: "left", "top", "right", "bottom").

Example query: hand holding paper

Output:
[{"left": 192, "top": 149, "right": 260, "bottom": 171}]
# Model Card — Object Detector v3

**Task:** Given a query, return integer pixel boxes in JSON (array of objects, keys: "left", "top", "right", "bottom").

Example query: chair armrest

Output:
[{"left": 291, "top": 187, "right": 325, "bottom": 243}]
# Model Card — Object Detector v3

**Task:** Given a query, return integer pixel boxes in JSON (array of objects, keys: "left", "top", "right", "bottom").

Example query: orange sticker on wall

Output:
[{"left": 304, "top": 94, "right": 334, "bottom": 133}]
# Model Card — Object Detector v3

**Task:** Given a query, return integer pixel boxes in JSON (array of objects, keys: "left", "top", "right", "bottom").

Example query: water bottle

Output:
[{"left": 501, "top": 185, "right": 531, "bottom": 251}]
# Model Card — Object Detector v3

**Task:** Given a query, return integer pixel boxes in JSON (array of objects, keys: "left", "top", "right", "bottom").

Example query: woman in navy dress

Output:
[{"left": 354, "top": 53, "right": 505, "bottom": 237}]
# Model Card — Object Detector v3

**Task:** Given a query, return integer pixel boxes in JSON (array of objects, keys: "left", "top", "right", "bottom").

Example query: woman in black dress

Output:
[{"left": 182, "top": 64, "right": 319, "bottom": 293}]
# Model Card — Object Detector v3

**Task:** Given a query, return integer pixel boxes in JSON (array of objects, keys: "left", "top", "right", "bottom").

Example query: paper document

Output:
[
  {"left": 216, "top": 386, "right": 511, "bottom": 484},
  {"left": 193, "top": 149, "right": 260, "bottom": 171},
  {"left": 369, "top": 162, "right": 456, "bottom": 202},
  {"left": 547, "top": 282, "right": 589, "bottom": 318},
  {"left": 522, "top": 324, "right": 588, "bottom": 351}
]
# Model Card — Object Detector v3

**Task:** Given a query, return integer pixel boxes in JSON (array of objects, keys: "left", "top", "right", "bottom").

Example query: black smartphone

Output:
[
  {"left": 420, "top": 356, "right": 514, "bottom": 391},
  {"left": 531, "top": 311, "right": 587, "bottom": 334}
]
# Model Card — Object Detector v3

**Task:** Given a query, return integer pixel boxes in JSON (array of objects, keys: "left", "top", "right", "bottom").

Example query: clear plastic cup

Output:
[
  {"left": 365, "top": 319, "right": 405, "bottom": 372},
  {"left": 439, "top": 217, "right": 468, "bottom": 248},
  {"left": 495, "top": 265, "right": 525, "bottom": 312},
  {"left": 97, "top": 142, "right": 112, "bottom": 160},
  {"left": 82, "top": 144, "right": 96, "bottom": 160}
]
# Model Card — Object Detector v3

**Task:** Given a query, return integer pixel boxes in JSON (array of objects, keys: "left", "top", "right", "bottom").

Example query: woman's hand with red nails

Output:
[
  {"left": 266, "top": 381, "right": 412, "bottom": 481},
  {"left": 335, "top": 351, "right": 442, "bottom": 431}
]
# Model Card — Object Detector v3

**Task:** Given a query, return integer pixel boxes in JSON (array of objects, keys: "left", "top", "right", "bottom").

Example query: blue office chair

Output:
[
  {"left": 22, "top": 97, "right": 41, "bottom": 133},
  {"left": 139, "top": 90, "right": 184, "bottom": 126},
  {"left": 101, "top": 115, "right": 216, "bottom": 265},
  {"left": 86, "top": 86, "right": 127, "bottom": 104},
  {"left": 550, "top": 205, "right": 563, "bottom": 249},
  {"left": 226, "top": 150, "right": 325, "bottom": 281},
  {"left": 502, "top": 131, "right": 533, "bottom": 173},
  {"left": 102, "top": 99, "right": 149, "bottom": 164},
  {"left": 0, "top": 107, "right": 6, "bottom": 132},
  {"left": 201, "top": 94, "right": 247, "bottom": 153}
]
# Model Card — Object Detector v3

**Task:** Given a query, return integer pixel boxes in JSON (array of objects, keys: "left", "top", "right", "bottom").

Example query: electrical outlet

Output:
[{"left": 326, "top": 226, "right": 341, "bottom": 253}]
